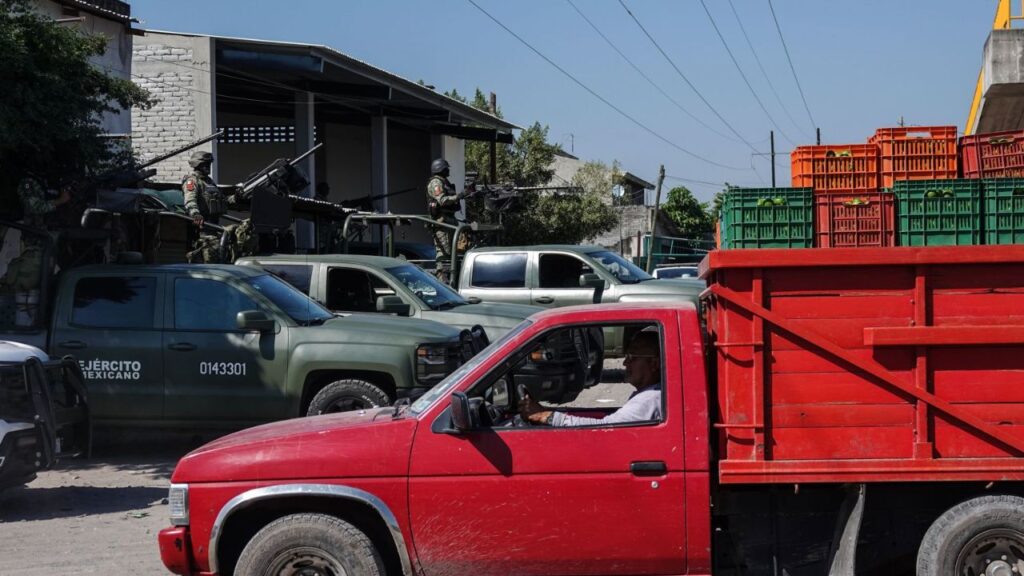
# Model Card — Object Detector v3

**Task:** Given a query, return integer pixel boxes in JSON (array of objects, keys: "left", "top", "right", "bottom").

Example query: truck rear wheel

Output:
[
  {"left": 234, "top": 512, "right": 384, "bottom": 576},
  {"left": 916, "top": 494, "right": 1024, "bottom": 576},
  {"left": 307, "top": 379, "right": 391, "bottom": 415}
]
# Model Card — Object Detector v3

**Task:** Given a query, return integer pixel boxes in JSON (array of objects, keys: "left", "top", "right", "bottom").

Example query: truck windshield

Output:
[
  {"left": 384, "top": 264, "right": 467, "bottom": 311},
  {"left": 243, "top": 274, "right": 334, "bottom": 325},
  {"left": 586, "top": 250, "right": 653, "bottom": 284},
  {"left": 408, "top": 319, "right": 533, "bottom": 416}
]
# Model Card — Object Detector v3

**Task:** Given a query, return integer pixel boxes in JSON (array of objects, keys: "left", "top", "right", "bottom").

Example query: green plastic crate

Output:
[
  {"left": 983, "top": 179, "right": 1024, "bottom": 244},
  {"left": 720, "top": 188, "right": 814, "bottom": 249},
  {"left": 893, "top": 179, "right": 982, "bottom": 246}
]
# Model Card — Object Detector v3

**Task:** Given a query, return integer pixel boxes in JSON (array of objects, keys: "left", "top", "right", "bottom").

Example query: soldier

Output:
[
  {"left": 17, "top": 177, "right": 71, "bottom": 229},
  {"left": 426, "top": 158, "right": 466, "bottom": 280},
  {"left": 182, "top": 151, "right": 239, "bottom": 227}
]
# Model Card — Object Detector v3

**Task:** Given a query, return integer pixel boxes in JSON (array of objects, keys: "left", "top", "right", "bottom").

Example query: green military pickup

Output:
[
  {"left": 6, "top": 264, "right": 466, "bottom": 428},
  {"left": 236, "top": 254, "right": 541, "bottom": 341}
]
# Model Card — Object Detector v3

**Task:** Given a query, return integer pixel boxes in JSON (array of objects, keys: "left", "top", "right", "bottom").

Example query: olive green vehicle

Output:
[
  {"left": 458, "top": 245, "right": 705, "bottom": 354},
  {"left": 236, "top": 254, "right": 542, "bottom": 341},
  {"left": 11, "top": 264, "right": 466, "bottom": 428}
]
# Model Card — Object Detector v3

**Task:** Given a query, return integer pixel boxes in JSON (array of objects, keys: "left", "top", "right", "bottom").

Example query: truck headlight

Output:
[
  {"left": 168, "top": 484, "right": 189, "bottom": 526},
  {"left": 416, "top": 344, "right": 460, "bottom": 384}
]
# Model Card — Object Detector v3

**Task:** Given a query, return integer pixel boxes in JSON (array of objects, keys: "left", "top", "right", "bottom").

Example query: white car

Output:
[{"left": 652, "top": 265, "right": 699, "bottom": 279}]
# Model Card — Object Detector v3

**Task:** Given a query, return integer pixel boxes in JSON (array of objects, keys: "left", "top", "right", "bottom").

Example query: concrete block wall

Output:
[{"left": 131, "top": 33, "right": 215, "bottom": 180}]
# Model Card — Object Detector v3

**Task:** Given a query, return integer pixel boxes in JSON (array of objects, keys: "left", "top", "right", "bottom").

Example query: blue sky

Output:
[{"left": 132, "top": 1, "right": 995, "bottom": 201}]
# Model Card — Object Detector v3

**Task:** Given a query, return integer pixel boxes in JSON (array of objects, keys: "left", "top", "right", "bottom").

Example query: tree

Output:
[
  {"left": 0, "top": 0, "right": 152, "bottom": 199},
  {"left": 661, "top": 186, "right": 713, "bottom": 237}
]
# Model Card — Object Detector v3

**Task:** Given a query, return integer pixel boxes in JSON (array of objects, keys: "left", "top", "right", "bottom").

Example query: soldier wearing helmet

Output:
[
  {"left": 426, "top": 158, "right": 467, "bottom": 279},
  {"left": 182, "top": 151, "right": 239, "bottom": 227}
]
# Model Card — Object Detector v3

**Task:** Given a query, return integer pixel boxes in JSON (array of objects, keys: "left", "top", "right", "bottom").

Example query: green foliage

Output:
[
  {"left": 710, "top": 183, "right": 731, "bottom": 221},
  {"left": 662, "top": 186, "right": 713, "bottom": 237},
  {"left": 0, "top": 0, "right": 153, "bottom": 195}
]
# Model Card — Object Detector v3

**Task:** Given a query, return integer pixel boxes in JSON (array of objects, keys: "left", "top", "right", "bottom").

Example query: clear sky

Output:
[{"left": 131, "top": 0, "right": 995, "bottom": 202}]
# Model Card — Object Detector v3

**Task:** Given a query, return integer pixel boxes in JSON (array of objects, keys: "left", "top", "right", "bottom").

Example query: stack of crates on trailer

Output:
[
  {"left": 719, "top": 187, "right": 814, "bottom": 249},
  {"left": 870, "top": 126, "right": 958, "bottom": 188},
  {"left": 960, "top": 130, "right": 1024, "bottom": 179}
]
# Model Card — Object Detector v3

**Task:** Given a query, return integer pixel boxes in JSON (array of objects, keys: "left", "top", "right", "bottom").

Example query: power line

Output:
[
  {"left": 618, "top": 0, "right": 758, "bottom": 154},
  {"left": 565, "top": 0, "right": 741, "bottom": 145},
  {"left": 725, "top": 0, "right": 810, "bottom": 139},
  {"left": 664, "top": 174, "right": 728, "bottom": 188},
  {"left": 768, "top": 0, "right": 816, "bottom": 131},
  {"left": 698, "top": 0, "right": 794, "bottom": 146},
  {"left": 465, "top": 0, "right": 748, "bottom": 171}
]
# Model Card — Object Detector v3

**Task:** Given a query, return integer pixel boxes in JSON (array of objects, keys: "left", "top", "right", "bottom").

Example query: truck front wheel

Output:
[
  {"left": 235, "top": 513, "right": 384, "bottom": 576},
  {"left": 917, "top": 494, "right": 1024, "bottom": 576},
  {"left": 307, "top": 379, "right": 391, "bottom": 415}
]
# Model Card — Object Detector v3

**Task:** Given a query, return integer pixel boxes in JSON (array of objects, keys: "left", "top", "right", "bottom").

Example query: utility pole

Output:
[
  {"left": 645, "top": 165, "right": 665, "bottom": 274},
  {"left": 816, "top": 127, "right": 821, "bottom": 145},
  {"left": 770, "top": 131, "right": 776, "bottom": 188},
  {"left": 489, "top": 92, "right": 498, "bottom": 182}
]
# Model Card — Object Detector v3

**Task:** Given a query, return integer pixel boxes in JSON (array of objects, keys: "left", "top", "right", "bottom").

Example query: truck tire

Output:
[
  {"left": 916, "top": 494, "right": 1024, "bottom": 576},
  {"left": 307, "top": 379, "right": 391, "bottom": 415},
  {"left": 235, "top": 512, "right": 384, "bottom": 576}
]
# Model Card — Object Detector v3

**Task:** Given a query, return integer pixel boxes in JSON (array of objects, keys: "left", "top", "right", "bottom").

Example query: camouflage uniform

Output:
[
  {"left": 17, "top": 178, "right": 60, "bottom": 229},
  {"left": 426, "top": 174, "right": 462, "bottom": 259},
  {"left": 6, "top": 178, "right": 56, "bottom": 292},
  {"left": 182, "top": 170, "right": 237, "bottom": 225}
]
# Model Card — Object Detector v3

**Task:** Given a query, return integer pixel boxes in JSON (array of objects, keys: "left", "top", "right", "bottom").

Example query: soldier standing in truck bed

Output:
[
  {"left": 182, "top": 151, "right": 239, "bottom": 227},
  {"left": 426, "top": 158, "right": 466, "bottom": 282}
]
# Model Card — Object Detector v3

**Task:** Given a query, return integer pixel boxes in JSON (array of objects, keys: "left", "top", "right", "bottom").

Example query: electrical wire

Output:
[
  {"left": 465, "top": 0, "right": 749, "bottom": 171},
  {"left": 565, "top": 0, "right": 742, "bottom": 145},
  {"left": 725, "top": 0, "right": 811, "bottom": 139},
  {"left": 618, "top": 0, "right": 758, "bottom": 154},
  {"left": 768, "top": 0, "right": 816, "bottom": 132},
  {"left": 698, "top": 0, "right": 794, "bottom": 146}
]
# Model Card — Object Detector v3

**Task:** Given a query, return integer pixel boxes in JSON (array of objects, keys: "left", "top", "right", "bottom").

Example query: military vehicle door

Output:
[
  {"left": 460, "top": 252, "right": 531, "bottom": 305},
  {"left": 162, "top": 275, "right": 290, "bottom": 424},
  {"left": 323, "top": 266, "right": 397, "bottom": 314},
  {"left": 53, "top": 274, "right": 164, "bottom": 422},
  {"left": 531, "top": 252, "right": 600, "bottom": 308}
]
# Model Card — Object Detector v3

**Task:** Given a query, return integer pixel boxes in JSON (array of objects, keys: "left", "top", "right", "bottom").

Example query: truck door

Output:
[
  {"left": 408, "top": 316, "right": 688, "bottom": 575},
  {"left": 531, "top": 252, "right": 601, "bottom": 308},
  {"left": 162, "top": 276, "right": 290, "bottom": 424},
  {"left": 460, "top": 252, "right": 532, "bottom": 305},
  {"left": 52, "top": 274, "right": 164, "bottom": 422}
]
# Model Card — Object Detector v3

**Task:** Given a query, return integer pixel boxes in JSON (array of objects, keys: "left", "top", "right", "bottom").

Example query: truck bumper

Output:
[
  {"left": 0, "top": 426, "right": 42, "bottom": 490},
  {"left": 159, "top": 526, "right": 202, "bottom": 575}
]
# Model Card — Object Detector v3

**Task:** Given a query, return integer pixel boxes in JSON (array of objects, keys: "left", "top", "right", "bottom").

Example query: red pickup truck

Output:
[{"left": 159, "top": 246, "right": 1024, "bottom": 576}]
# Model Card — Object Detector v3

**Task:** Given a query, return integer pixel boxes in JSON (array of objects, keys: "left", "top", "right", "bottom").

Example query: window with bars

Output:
[{"left": 220, "top": 126, "right": 318, "bottom": 144}]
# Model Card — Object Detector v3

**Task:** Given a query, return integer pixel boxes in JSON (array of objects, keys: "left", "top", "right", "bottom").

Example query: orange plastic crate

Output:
[
  {"left": 869, "top": 126, "right": 957, "bottom": 188},
  {"left": 960, "top": 130, "right": 1024, "bottom": 178},
  {"left": 791, "top": 144, "right": 879, "bottom": 193},
  {"left": 814, "top": 191, "right": 895, "bottom": 248}
]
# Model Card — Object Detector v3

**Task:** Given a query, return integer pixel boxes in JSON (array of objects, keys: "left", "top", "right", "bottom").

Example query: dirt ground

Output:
[{"left": 0, "top": 431, "right": 212, "bottom": 576}]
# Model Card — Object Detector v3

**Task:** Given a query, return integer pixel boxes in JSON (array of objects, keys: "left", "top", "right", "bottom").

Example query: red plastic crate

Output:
[
  {"left": 814, "top": 191, "right": 895, "bottom": 248},
  {"left": 791, "top": 144, "right": 879, "bottom": 193},
  {"left": 869, "top": 126, "right": 957, "bottom": 188},
  {"left": 960, "top": 130, "right": 1024, "bottom": 178}
]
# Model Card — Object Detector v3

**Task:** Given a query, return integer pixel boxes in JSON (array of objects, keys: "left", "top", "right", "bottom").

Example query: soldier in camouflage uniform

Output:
[
  {"left": 426, "top": 158, "right": 466, "bottom": 282},
  {"left": 5, "top": 178, "right": 71, "bottom": 292},
  {"left": 17, "top": 178, "right": 70, "bottom": 229},
  {"left": 182, "top": 151, "right": 239, "bottom": 227}
]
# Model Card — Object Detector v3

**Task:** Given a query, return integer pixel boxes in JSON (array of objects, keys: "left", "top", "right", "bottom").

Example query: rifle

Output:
[
  {"left": 90, "top": 130, "right": 226, "bottom": 190},
  {"left": 238, "top": 143, "right": 323, "bottom": 198}
]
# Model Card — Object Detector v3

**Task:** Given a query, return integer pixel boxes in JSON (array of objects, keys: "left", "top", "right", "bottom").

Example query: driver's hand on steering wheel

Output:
[{"left": 518, "top": 394, "right": 554, "bottom": 425}]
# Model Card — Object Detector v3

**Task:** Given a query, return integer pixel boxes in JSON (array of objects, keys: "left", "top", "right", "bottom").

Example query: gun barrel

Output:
[
  {"left": 241, "top": 142, "right": 323, "bottom": 195},
  {"left": 138, "top": 130, "right": 224, "bottom": 170}
]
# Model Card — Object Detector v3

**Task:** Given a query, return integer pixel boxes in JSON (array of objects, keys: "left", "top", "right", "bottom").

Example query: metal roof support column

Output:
[
  {"left": 294, "top": 90, "right": 316, "bottom": 250},
  {"left": 371, "top": 115, "right": 389, "bottom": 246}
]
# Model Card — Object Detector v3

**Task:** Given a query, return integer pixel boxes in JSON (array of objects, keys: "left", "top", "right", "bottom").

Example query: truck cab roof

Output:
[{"left": 66, "top": 263, "right": 268, "bottom": 279}]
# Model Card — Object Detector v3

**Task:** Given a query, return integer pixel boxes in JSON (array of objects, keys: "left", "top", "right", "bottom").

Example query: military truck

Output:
[
  {"left": 236, "top": 254, "right": 541, "bottom": 341},
  {"left": 0, "top": 341, "right": 89, "bottom": 490},
  {"left": 1, "top": 260, "right": 468, "bottom": 428}
]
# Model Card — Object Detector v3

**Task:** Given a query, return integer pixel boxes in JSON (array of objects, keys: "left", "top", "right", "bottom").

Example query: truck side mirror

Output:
[
  {"left": 580, "top": 273, "right": 605, "bottom": 304},
  {"left": 449, "top": 392, "right": 474, "bottom": 432},
  {"left": 376, "top": 295, "right": 411, "bottom": 316},
  {"left": 237, "top": 310, "right": 275, "bottom": 332}
]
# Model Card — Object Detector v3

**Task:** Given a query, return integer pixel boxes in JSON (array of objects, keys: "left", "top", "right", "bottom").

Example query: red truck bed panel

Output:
[{"left": 703, "top": 245, "right": 1024, "bottom": 484}]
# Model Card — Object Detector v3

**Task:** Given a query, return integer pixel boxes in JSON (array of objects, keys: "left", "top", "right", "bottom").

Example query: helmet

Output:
[
  {"left": 188, "top": 151, "right": 214, "bottom": 168},
  {"left": 430, "top": 158, "right": 450, "bottom": 176}
]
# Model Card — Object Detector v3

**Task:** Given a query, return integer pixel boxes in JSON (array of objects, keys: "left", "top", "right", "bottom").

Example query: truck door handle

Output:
[
  {"left": 534, "top": 296, "right": 554, "bottom": 304},
  {"left": 167, "top": 343, "right": 197, "bottom": 352},
  {"left": 58, "top": 340, "right": 86, "bottom": 350},
  {"left": 630, "top": 461, "right": 667, "bottom": 475}
]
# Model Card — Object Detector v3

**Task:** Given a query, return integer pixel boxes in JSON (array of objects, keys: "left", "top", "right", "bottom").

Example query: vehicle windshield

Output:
[
  {"left": 656, "top": 267, "right": 699, "bottom": 279},
  {"left": 243, "top": 274, "right": 334, "bottom": 326},
  {"left": 385, "top": 264, "right": 467, "bottom": 310},
  {"left": 587, "top": 250, "right": 653, "bottom": 284},
  {"left": 409, "top": 319, "right": 533, "bottom": 416}
]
